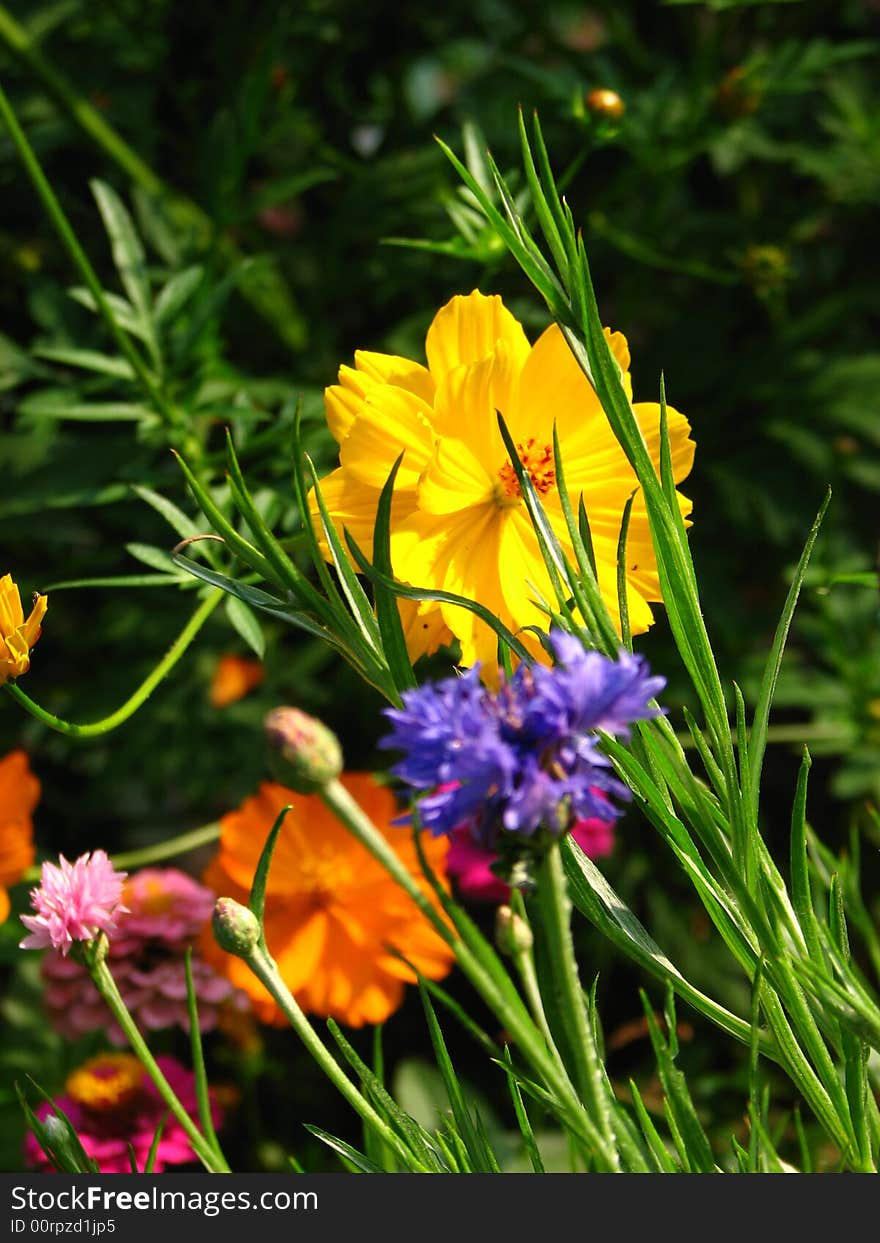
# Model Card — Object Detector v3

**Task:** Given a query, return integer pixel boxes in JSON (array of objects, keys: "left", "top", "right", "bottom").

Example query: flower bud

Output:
[
  {"left": 585, "top": 88, "right": 625, "bottom": 121},
  {"left": 212, "top": 897, "right": 261, "bottom": 958},
  {"left": 264, "top": 706, "right": 343, "bottom": 792},
  {"left": 495, "top": 904, "right": 534, "bottom": 956},
  {"left": 39, "top": 1114, "right": 89, "bottom": 1173}
]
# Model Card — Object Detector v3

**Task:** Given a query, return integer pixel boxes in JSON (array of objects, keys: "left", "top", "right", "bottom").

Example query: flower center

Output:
[
  {"left": 65, "top": 1053, "right": 145, "bottom": 1112},
  {"left": 126, "top": 876, "right": 174, "bottom": 916},
  {"left": 296, "top": 849, "right": 355, "bottom": 905},
  {"left": 496, "top": 438, "right": 556, "bottom": 503}
]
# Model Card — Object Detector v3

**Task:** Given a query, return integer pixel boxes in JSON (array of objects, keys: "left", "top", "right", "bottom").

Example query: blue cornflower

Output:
[{"left": 380, "top": 631, "right": 665, "bottom": 848}]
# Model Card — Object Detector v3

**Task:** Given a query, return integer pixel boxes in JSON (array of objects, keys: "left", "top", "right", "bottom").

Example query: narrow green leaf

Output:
[
  {"left": 126, "top": 542, "right": 179, "bottom": 574},
  {"left": 67, "top": 286, "right": 152, "bottom": 344},
  {"left": 171, "top": 451, "right": 282, "bottom": 585},
  {"left": 249, "top": 803, "right": 293, "bottom": 938},
  {"left": 302, "top": 1126, "right": 386, "bottom": 1174},
  {"left": 561, "top": 836, "right": 755, "bottom": 1048},
  {"left": 154, "top": 265, "right": 205, "bottom": 326},
  {"left": 347, "top": 536, "right": 531, "bottom": 665},
  {"left": 748, "top": 490, "right": 832, "bottom": 822},
  {"left": 501, "top": 1046, "right": 546, "bottom": 1173},
  {"left": 616, "top": 492, "right": 635, "bottom": 652},
  {"left": 183, "top": 949, "right": 223, "bottom": 1160},
  {"left": 225, "top": 596, "right": 266, "bottom": 659},
  {"left": 90, "top": 179, "right": 153, "bottom": 329},
  {"left": 370, "top": 453, "right": 418, "bottom": 693},
  {"left": 326, "top": 1019, "right": 446, "bottom": 1172},
  {"left": 419, "top": 985, "right": 500, "bottom": 1173},
  {"left": 642, "top": 988, "right": 716, "bottom": 1173},
  {"left": 790, "top": 748, "right": 825, "bottom": 966},
  {"left": 19, "top": 391, "right": 154, "bottom": 422},
  {"left": 143, "top": 1115, "right": 169, "bottom": 1174},
  {"left": 33, "top": 345, "right": 136, "bottom": 379},
  {"left": 627, "top": 1079, "right": 679, "bottom": 1173}
]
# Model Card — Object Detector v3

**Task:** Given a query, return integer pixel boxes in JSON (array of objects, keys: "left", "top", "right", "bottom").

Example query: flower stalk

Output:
[
  {"left": 84, "top": 943, "right": 230, "bottom": 1174},
  {"left": 319, "top": 777, "right": 618, "bottom": 1167}
]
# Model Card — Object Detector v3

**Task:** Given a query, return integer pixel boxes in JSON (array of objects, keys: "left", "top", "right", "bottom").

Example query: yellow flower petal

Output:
[
  {"left": 0, "top": 577, "right": 46, "bottom": 686},
  {"left": 516, "top": 322, "right": 632, "bottom": 448},
  {"left": 352, "top": 350, "right": 434, "bottom": 402},
  {"left": 316, "top": 293, "right": 696, "bottom": 679},
  {"left": 498, "top": 506, "right": 561, "bottom": 631},
  {"left": 338, "top": 387, "right": 435, "bottom": 490},
  {"left": 325, "top": 353, "right": 434, "bottom": 445},
  {"left": 431, "top": 346, "right": 521, "bottom": 480},
  {"left": 425, "top": 290, "right": 530, "bottom": 384},
  {"left": 0, "top": 575, "right": 24, "bottom": 634},
  {"left": 397, "top": 599, "right": 452, "bottom": 662}
]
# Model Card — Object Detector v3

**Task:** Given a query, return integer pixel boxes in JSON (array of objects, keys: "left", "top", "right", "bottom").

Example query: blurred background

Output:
[{"left": 1, "top": 0, "right": 879, "bottom": 1171}]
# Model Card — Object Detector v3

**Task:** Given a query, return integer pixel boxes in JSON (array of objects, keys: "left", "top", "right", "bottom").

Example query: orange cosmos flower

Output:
[
  {"left": 201, "top": 773, "right": 454, "bottom": 1027},
  {"left": 209, "top": 654, "right": 264, "bottom": 707},
  {"left": 0, "top": 750, "right": 39, "bottom": 923},
  {"left": 0, "top": 574, "right": 47, "bottom": 686}
]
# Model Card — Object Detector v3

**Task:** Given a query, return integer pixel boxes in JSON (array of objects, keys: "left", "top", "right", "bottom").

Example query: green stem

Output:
[
  {"left": 112, "top": 823, "right": 221, "bottom": 871},
  {"left": 535, "top": 843, "right": 620, "bottom": 1170},
  {"left": 88, "top": 953, "right": 229, "bottom": 1173},
  {"left": 21, "top": 822, "right": 221, "bottom": 884},
  {"left": 319, "top": 780, "right": 612, "bottom": 1164},
  {"left": 0, "top": 76, "right": 179, "bottom": 427},
  {"left": 242, "top": 942, "right": 423, "bottom": 1169},
  {"left": 3, "top": 588, "right": 222, "bottom": 737}
]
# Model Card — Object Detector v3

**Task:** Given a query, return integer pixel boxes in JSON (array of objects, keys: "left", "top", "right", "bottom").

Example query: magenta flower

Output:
[
  {"left": 24, "top": 1053, "right": 222, "bottom": 1174},
  {"left": 20, "top": 851, "right": 127, "bottom": 956},
  {"left": 448, "top": 812, "right": 616, "bottom": 903},
  {"left": 41, "top": 867, "right": 248, "bottom": 1044}
]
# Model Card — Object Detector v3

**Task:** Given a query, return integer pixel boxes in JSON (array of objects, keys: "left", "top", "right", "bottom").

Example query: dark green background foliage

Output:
[{"left": 1, "top": 0, "right": 878, "bottom": 1171}]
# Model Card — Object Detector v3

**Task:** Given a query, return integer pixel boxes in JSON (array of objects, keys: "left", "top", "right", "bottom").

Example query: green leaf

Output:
[
  {"left": 248, "top": 803, "right": 293, "bottom": 938},
  {"left": 326, "top": 1019, "right": 446, "bottom": 1172},
  {"left": 500, "top": 1046, "right": 546, "bottom": 1173},
  {"left": 90, "top": 179, "right": 154, "bottom": 334},
  {"left": 747, "top": 490, "right": 832, "bottom": 823},
  {"left": 561, "top": 836, "right": 754, "bottom": 1047},
  {"left": 143, "top": 1115, "right": 168, "bottom": 1175},
  {"left": 225, "top": 595, "right": 266, "bottom": 659},
  {"left": 67, "top": 286, "right": 153, "bottom": 344},
  {"left": 154, "top": 265, "right": 205, "bottom": 327},
  {"left": 302, "top": 1126, "right": 385, "bottom": 1174},
  {"left": 18, "top": 390, "right": 155, "bottom": 423},
  {"left": 126, "top": 542, "right": 180, "bottom": 574},
  {"left": 184, "top": 948, "right": 224, "bottom": 1163},
  {"left": 419, "top": 984, "right": 500, "bottom": 1173},
  {"left": 32, "top": 345, "right": 137, "bottom": 379},
  {"left": 642, "top": 988, "right": 717, "bottom": 1173},
  {"left": 369, "top": 454, "right": 418, "bottom": 693}
]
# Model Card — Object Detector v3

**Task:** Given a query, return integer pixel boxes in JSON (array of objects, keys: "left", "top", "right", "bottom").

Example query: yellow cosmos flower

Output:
[
  {"left": 313, "top": 291, "right": 695, "bottom": 678},
  {"left": 0, "top": 574, "right": 47, "bottom": 686}
]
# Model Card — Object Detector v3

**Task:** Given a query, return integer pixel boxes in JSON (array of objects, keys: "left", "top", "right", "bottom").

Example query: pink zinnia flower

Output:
[
  {"left": 24, "top": 1053, "right": 222, "bottom": 1174},
  {"left": 41, "top": 867, "right": 248, "bottom": 1044},
  {"left": 447, "top": 813, "right": 615, "bottom": 903},
  {"left": 20, "top": 851, "right": 127, "bottom": 955}
]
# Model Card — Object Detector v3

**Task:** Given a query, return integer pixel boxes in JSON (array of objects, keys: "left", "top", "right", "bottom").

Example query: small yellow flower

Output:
[{"left": 0, "top": 574, "right": 47, "bottom": 686}]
